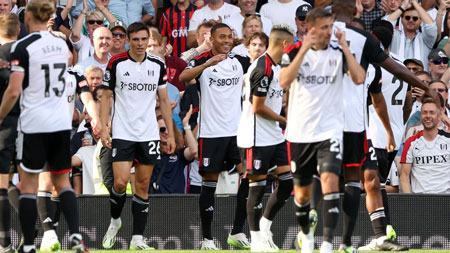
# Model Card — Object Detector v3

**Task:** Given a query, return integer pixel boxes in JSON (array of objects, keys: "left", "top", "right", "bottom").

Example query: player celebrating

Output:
[
  {"left": 280, "top": 8, "right": 365, "bottom": 253},
  {"left": 179, "top": 23, "right": 251, "bottom": 250},
  {"left": 100, "top": 22, "right": 175, "bottom": 250},
  {"left": 237, "top": 25, "right": 294, "bottom": 252},
  {"left": 0, "top": 1, "right": 99, "bottom": 252}
]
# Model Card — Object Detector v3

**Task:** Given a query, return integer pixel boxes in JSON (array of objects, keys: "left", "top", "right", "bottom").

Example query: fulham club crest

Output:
[
  {"left": 203, "top": 158, "right": 210, "bottom": 167},
  {"left": 254, "top": 160, "right": 261, "bottom": 170}
]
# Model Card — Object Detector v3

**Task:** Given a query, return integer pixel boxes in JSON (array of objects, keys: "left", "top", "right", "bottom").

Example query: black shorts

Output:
[
  {"left": 18, "top": 130, "right": 71, "bottom": 174},
  {"left": 342, "top": 131, "right": 365, "bottom": 170},
  {"left": 362, "top": 139, "right": 378, "bottom": 170},
  {"left": 245, "top": 141, "right": 289, "bottom": 175},
  {"left": 198, "top": 136, "right": 241, "bottom": 175},
  {"left": 375, "top": 148, "right": 397, "bottom": 182},
  {"left": 289, "top": 138, "right": 342, "bottom": 186},
  {"left": 111, "top": 139, "right": 160, "bottom": 165},
  {"left": 0, "top": 116, "right": 18, "bottom": 174}
]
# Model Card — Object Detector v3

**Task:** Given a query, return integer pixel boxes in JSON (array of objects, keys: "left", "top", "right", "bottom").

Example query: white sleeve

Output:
[{"left": 188, "top": 10, "right": 201, "bottom": 32}]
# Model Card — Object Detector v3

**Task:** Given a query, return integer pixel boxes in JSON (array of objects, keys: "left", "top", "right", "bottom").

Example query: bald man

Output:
[{"left": 75, "top": 27, "right": 113, "bottom": 73}]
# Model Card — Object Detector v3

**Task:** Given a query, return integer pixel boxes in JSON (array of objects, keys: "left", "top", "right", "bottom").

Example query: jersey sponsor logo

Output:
[
  {"left": 297, "top": 74, "right": 337, "bottom": 86},
  {"left": 203, "top": 158, "right": 210, "bottom": 167},
  {"left": 268, "top": 88, "right": 284, "bottom": 99},
  {"left": 208, "top": 77, "right": 240, "bottom": 87},
  {"left": 171, "top": 27, "right": 188, "bottom": 38},
  {"left": 414, "top": 154, "right": 450, "bottom": 164},
  {"left": 254, "top": 159, "right": 261, "bottom": 170},
  {"left": 120, "top": 81, "right": 158, "bottom": 91},
  {"left": 104, "top": 70, "right": 111, "bottom": 81}
]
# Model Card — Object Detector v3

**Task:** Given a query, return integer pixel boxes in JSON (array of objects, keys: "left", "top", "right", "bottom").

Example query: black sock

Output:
[
  {"left": 310, "top": 175, "right": 322, "bottom": 210},
  {"left": 370, "top": 208, "right": 387, "bottom": 238},
  {"left": 37, "top": 191, "right": 54, "bottom": 232},
  {"left": 380, "top": 185, "right": 391, "bottom": 225},
  {"left": 19, "top": 194, "right": 37, "bottom": 245},
  {"left": 59, "top": 189, "right": 79, "bottom": 235},
  {"left": 322, "top": 192, "right": 340, "bottom": 243},
  {"left": 0, "top": 189, "right": 10, "bottom": 247},
  {"left": 110, "top": 186, "right": 126, "bottom": 219},
  {"left": 51, "top": 196, "right": 60, "bottom": 228},
  {"left": 294, "top": 199, "right": 310, "bottom": 234},
  {"left": 231, "top": 178, "right": 248, "bottom": 235},
  {"left": 246, "top": 180, "right": 265, "bottom": 231},
  {"left": 199, "top": 181, "right": 216, "bottom": 240},
  {"left": 7, "top": 185, "right": 19, "bottom": 213},
  {"left": 131, "top": 195, "right": 149, "bottom": 235},
  {"left": 263, "top": 173, "right": 293, "bottom": 221},
  {"left": 342, "top": 182, "right": 361, "bottom": 246}
]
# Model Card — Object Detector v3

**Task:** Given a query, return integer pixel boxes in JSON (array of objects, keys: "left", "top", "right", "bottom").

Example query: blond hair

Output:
[
  {"left": 26, "top": 0, "right": 55, "bottom": 23},
  {"left": 148, "top": 27, "right": 162, "bottom": 45},
  {"left": 86, "top": 10, "right": 104, "bottom": 21},
  {"left": 0, "top": 13, "right": 19, "bottom": 39},
  {"left": 85, "top": 65, "right": 103, "bottom": 77}
]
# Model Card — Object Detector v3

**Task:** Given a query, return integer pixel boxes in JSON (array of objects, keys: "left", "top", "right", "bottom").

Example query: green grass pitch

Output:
[{"left": 56, "top": 250, "right": 450, "bottom": 253}]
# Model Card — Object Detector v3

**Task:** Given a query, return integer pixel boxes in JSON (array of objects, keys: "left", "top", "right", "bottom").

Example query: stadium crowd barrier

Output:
[{"left": 9, "top": 194, "right": 450, "bottom": 250}]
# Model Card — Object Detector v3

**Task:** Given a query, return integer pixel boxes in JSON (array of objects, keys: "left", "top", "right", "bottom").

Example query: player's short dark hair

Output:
[
  {"left": 305, "top": 7, "right": 333, "bottom": 24},
  {"left": 401, "top": 7, "right": 417, "bottom": 16},
  {"left": 429, "top": 80, "right": 448, "bottom": 89},
  {"left": 211, "top": 23, "right": 232, "bottom": 35},
  {"left": 415, "top": 70, "right": 431, "bottom": 78},
  {"left": 127, "top": 22, "right": 149, "bottom": 39},
  {"left": 270, "top": 25, "right": 294, "bottom": 37}
]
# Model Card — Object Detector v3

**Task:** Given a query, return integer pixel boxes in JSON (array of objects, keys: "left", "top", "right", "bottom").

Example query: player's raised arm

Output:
[
  {"left": 335, "top": 29, "right": 366, "bottom": 84},
  {"left": 179, "top": 54, "right": 226, "bottom": 83}
]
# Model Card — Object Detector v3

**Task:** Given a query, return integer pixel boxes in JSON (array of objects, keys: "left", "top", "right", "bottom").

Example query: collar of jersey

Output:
[{"left": 127, "top": 51, "right": 147, "bottom": 62}]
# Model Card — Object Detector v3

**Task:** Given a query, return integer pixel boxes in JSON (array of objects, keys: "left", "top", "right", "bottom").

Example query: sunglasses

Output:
[
  {"left": 112, "top": 32, "right": 126, "bottom": 38},
  {"left": 432, "top": 57, "right": 449, "bottom": 65},
  {"left": 433, "top": 88, "right": 447, "bottom": 93},
  {"left": 245, "top": 13, "right": 261, "bottom": 17},
  {"left": 407, "top": 67, "right": 420, "bottom": 72},
  {"left": 87, "top": 20, "right": 104, "bottom": 25},
  {"left": 404, "top": 15, "right": 419, "bottom": 21}
]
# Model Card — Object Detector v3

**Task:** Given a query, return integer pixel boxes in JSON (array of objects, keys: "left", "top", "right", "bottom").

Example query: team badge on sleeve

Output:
[
  {"left": 260, "top": 76, "right": 269, "bottom": 88},
  {"left": 203, "top": 158, "right": 210, "bottom": 167},
  {"left": 104, "top": 70, "right": 111, "bottom": 82}
]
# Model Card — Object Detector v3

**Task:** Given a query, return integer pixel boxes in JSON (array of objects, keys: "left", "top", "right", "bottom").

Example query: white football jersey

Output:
[
  {"left": 369, "top": 54, "right": 407, "bottom": 149},
  {"left": 102, "top": 52, "right": 166, "bottom": 142},
  {"left": 10, "top": 31, "right": 83, "bottom": 134},
  {"left": 188, "top": 3, "right": 240, "bottom": 32},
  {"left": 238, "top": 53, "right": 284, "bottom": 148},
  {"left": 187, "top": 51, "right": 250, "bottom": 138},
  {"left": 282, "top": 42, "right": 345, "bottom": 143}
]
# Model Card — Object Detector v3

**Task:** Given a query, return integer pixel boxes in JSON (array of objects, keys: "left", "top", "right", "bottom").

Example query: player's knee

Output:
[
  {"left": 363, "top": 171, "right": 380, "bottom": 193},
  {"left": 113, "top": 180, "right": 128, "bottom": 193}
]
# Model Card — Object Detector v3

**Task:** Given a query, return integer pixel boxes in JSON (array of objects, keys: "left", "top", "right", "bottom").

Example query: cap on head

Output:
[
  {"left": 109, "top": 20, "right": 127, "bottom": 33},
  {"left": 403, "top": 58, "right": 424, "bottom": 68},
  {"left": 428, "top": 48, "right": 448, "bottom": 62},
  {"left": 296, "top": 4, "right": 312, "bottom": 21}
]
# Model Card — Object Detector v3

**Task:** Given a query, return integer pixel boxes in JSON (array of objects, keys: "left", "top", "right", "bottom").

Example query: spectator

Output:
[
  {"left": 85, "top": 65, "right": 104, "bottom": 91},
  {"left": 430, "top": 80, "right": 450, "bottom": 114},
  {"left": 232, "top": 15, "right": 264, "bottom": 56},
  {"left": 428, "top": 48, "right": 449, "bottom": 80},
  {"left": 109, "top": 21, "right": 127, "bottom": 56},
  {"left": 233, "top": 32, "right": 268, "bottom": 61},
  {"left": 400, "top": 97, "right": 450, "bottom": 194},
  {"left": 70, "top": 9, "right": 105, "bottom": 63},
  {"left": 187, "top": 0, "right": 241, "bottom": 47},
  {"left": 225, "top": 0, "right": 273, "bottom": 39},
  {"left": 404, "top": 58, "right": 424, "bottom": 73},
  {"left": 358, "top": 0, "right": 385, "bottom": 31},
  {"left": 260, "top": 0, "right": 310, "bottom": 34},
  {"left": 388, "top": 0, "right": 437, "bottom": 68},
  {"left": 0, "top": 0, "right": 26, "bottom": 38},
  {"left": 181, "top": 20, "right": 214, "bottom": 63},
  {"left": 160, "top": 0, "right": 197, "bottom": 57},
  {"left": 75, "top": 27, "right": 112, "bottom": 73},
  {"left": 108, "top": 0, "right": 155, "bottom": 26},
  {"left": 438, "top": 9, "right": 450, "bottom": 55},
  {"left": 151, "top": 106, "right": 198, "bottom": 194},
  {"left": 294, "top": 4, "right": 312, "bottom": 42}
]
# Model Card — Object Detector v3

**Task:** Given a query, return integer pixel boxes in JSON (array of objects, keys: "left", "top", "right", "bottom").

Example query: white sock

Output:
[
  {"left": 23, "top": 245, "right": 36, "bottom": 252},
  {"left": 111, "top": 217, "right": 121, "bottom": 227},
  {"left": 320, "top": 241, "right": 333, "bottom": 252},
  {"left": 250, "top": 231, "right": 260, "bottom": 241},
  {"left": 259, "top": 216, "right": 272, "bottom": 231},
  {"left": 132, "top": 234, "right": 143, "bottom": 242}
]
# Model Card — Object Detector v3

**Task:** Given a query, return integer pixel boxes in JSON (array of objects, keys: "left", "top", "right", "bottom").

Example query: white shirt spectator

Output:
[
  {"left": 260, "top": 0, "right": 309, "bottom": 34},
  {"left": 73, "top": 145, "right": 97, "bottom": 195},
  {"left": 70, "top": 34, "right": 94, "bottom": 64},
  {"left": 74, "top": 54, "right": 110, "bottom": 74},
  {"left": 188, "top": 2, "right": 241, "bottom": 32}
]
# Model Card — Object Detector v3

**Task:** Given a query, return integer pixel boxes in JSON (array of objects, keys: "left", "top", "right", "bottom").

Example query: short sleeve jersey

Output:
[
  {"left": 102, "top": 52, "right": 166, "bottom": 142},
  {"left": 401, "top": 130, "right": 450, "bottom": 194},
  {"left": 368, "top": 53, "right": 408, "bottom": 149},
  {"left": 333, "top": 23, "right": 388, "bottom": 132},
  {"left": 10, "top": 31, "right": 88, "bottom": 134},
  {"left": 187, "top": 51, "right": 250, "bottom": 138},
  {"left": 282, "top": 42, "right": 346, "bottom": 143},
  {"left": 188, "top": 3, "right": 241, "bottom": 32},
  {"left": 237, "top": 53, "right": 284, "bottom": 148}
]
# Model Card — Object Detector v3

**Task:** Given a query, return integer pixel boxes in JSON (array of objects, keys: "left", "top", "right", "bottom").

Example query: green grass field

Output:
[{"left": 57, "top": 250, "right": 450, "bottom": 253}]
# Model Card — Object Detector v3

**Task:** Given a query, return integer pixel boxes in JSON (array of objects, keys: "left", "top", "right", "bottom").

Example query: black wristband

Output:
[{"left": 399, "top": 6, "right": 405, "bottom": 13}]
